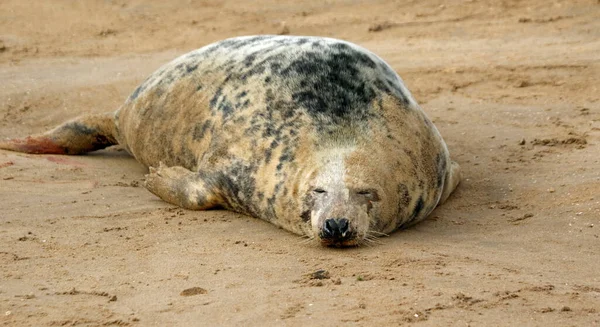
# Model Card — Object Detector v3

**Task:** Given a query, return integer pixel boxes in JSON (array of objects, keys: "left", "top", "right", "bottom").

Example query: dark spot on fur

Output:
[
  {"left": 193, "top": 121, "right": 212, "bottom": 141},
  {"left": 263, "top": 126, "right": 274, "bottom": 138},
  {"left": 241, "top": 65, "right": 266, "bottom": 80},
  {"left": 218, "top": 98, "right": 234, "bottom": 117},
  {"left": 94, "top": 134, "right": 109, "bottom": 145},
  {"left": 279, "top": 152, "right": 292, "bottom": 163},
  {"left": 374, "top": 80, "right": 391, "bottom": 94},
  {"left": 394, "top": 184, "right": 411, "bottom": 226},
  {"left": 177, "top": 141, "right": 198, "bottom": 169},
  {"left": 300, "top": 192, "right": 316, "bottom": 222},
  {"left": 300, "top": 210, "right": 311, "bottom": 222},
  {"left": 65, "top": 122, "right": 96, "bottom": 135},
  {"left": 236, "top": 90, "right": 248, "bottom": 99},
  {"left": 129, "top": 85, "right": 144, "bottom": 101},
  {"left": 270, "top": 62, "right": 282, "bottom": 72},
  {"left": 410, "top": 195, "right": 424, "bottom": 222},
  {"left": 436, "top": 153, "right": 447, "bottom": 188},
  {"left": 185, "top": 64, "right": 198, "bottom": 74},
  {"left": 265, "top": 181, "right": 285, "bottom": 219},
  {"left": 355, "top": 52, "right": 377, "bottom": 69},
  {"left": 193, "top": 189, "right": 209, "bottom": 208},
  {"left": 296, "top": 38, "right": 310, "bottom": 45},
  {"left": 243, "top": 53, "right": 257, "bottom": 67},
  {"left": 331, "top": 43, "right": 350, "bottom": 50},
  {"left": 209, "top": 87, "right": 222, "bottom": 108}
]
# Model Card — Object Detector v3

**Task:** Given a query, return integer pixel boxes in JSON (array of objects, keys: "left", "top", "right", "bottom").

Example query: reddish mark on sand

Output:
[
  {"left": 46, "top": 156, "right": 85, "bottom": 167},
  {"left": 0, "top": 161, "right": 15, "bottom": 169}
]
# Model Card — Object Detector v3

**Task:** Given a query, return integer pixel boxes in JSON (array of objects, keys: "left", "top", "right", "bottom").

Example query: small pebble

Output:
[
  {"left": 180, "top": 287, "right": 207, "bottom": 296},
  {"left": 310, "top": 269, "right": 330, "bottom": 280}
]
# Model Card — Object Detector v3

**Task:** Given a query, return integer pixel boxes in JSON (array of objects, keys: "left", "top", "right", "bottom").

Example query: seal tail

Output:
[{"left": 0, "top": 112, "right": 118, "bottom": 155}]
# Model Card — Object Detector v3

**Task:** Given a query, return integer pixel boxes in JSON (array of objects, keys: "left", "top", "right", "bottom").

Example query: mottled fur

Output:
[{"left": 0, "top": 35, "right": 460, "bottom": 246}]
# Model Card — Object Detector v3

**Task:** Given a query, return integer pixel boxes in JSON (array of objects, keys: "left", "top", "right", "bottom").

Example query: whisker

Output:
[
  {"left": 359, "top": 239, "right": 375, "bottom": 248},
  {"left": 366, "top": 230, "right": 389, "bottom": 237},
  {"left": 298, "top": 236, "right": 314, "bottom": 245},
  {"left": 298, "top": 233, "right": 318, "bottom": 246},
  {"left": 362, "top": 235, "right": 384, "bottom": 246},
  {"left": 297, "top": 223, "right": 317, "bottom": 246}
]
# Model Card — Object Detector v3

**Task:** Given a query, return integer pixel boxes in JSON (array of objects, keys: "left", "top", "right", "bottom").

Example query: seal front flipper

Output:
[
  {"left": 0, "top": 113, "right": 117, "bottom": 155},
  {"left": 144, "top": 163, "right": 222, "bottom": 210}
]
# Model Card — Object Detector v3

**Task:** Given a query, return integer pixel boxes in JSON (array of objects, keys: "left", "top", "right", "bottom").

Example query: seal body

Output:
[{"left": 0, "top": 35, "right": 460, "bottom": 247}]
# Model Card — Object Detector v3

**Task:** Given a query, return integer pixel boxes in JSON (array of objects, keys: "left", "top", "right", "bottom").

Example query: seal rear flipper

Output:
[
  {"left": 144, "top": 163, "right": 222, "bottom": 210},
  {"left": 0, "top": 112, "right": 117, "bottom": 155}
]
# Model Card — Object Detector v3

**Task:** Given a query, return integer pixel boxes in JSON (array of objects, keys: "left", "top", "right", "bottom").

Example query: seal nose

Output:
[{"left": 321, "top": 218, "right": 351, "bottom": 240}]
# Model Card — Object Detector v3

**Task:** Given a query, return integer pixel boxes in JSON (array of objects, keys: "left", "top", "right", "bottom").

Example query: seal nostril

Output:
[
  {"left": 323, "top": 218, "right": 338, "bottom": 238},
  {"left": 337, "top": 218, "right": 348, "bottom": 237},
  {"left": 321, "top": 218, "right": 351, "bottom": 240},
  {"left": 337, "top": 218, "right": 349, "bottom": 234}
]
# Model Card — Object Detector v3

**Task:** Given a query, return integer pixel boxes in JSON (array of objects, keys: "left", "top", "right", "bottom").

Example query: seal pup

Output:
[{"left": 0, "top": 35, "right": 460, "bottom": 247}]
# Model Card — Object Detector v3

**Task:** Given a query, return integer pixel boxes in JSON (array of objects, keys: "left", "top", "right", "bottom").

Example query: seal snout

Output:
[{"left": 320, "top": 218, "right": 356, "bottom": 246}]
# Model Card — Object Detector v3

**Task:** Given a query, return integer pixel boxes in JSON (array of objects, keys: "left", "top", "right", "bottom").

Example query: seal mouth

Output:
[{"left": 320, "top": 238, "right": 360, "bottom": 248}]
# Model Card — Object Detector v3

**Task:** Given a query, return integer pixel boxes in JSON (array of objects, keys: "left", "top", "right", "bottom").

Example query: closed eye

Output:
[
  {"left": 356, "top": 189, "right": 380, "bottom": 201},
  {"left": 313, "top": 188, "right": 326, "bottom": 194}
]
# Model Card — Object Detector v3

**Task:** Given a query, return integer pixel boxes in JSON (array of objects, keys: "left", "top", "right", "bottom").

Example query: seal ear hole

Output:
[{"left": 313, "top": 188, "right": 327, "bottom": 194}]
